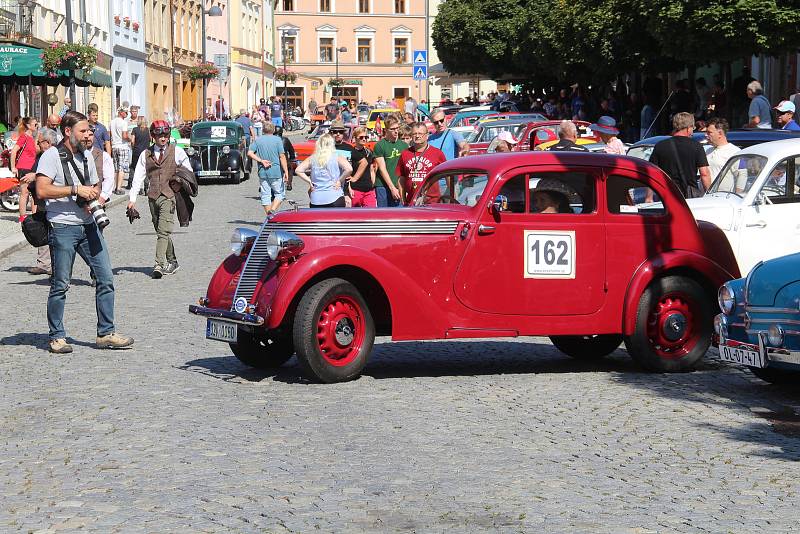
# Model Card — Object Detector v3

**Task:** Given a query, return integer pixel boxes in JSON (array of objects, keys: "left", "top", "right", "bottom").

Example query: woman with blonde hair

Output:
[
  {"left": 130, "top": 115, "right": 151, "bottom": 179},
  {"left": 294, "top": 133, "right": 352, "bottom": 208}
]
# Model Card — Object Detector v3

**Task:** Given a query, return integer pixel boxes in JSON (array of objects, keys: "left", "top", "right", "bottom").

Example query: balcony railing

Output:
[{"left": 0, "top": 0, "right": 33, "bottom": 41}]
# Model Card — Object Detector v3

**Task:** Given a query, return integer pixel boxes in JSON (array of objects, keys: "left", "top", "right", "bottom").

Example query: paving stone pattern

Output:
[{"left": 2, "top": 170, "right": 800, "bottom": 533}]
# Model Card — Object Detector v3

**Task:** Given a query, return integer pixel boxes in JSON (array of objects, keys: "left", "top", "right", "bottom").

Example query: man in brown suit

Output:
[{"left": 127, "top": 120, "right": 193, "bottom": 279}]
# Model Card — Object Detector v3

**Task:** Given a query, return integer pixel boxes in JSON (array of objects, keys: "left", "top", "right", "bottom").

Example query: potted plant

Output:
[
  {"left": 113, "top": 15, "right": 120, "bottom": 25},
  {"left": 40, "top": 42, "right": 97, "bottom": 75},
  {"left": 123, "top": 16, "right": 130, "bottom": 28},
  {"left": 132, "top": 21, "right": 140, "bottom": 32},
  {"left": 186, "top": 61, "right": 220, "bottom": 81},
  {"left": 275, "top": 68, "right": 297, "bottom": 83},
  {"left": 328, "top": 77, "right": 344, "bottom": 87}
]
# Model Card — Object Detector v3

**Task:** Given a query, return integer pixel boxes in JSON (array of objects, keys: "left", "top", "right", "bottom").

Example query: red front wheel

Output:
[
  {"left": 625, "top": 276, "right": 713, "bottom": 372},
  {"left": 293, "top": 278, "right": 375, "bottom": 383}
]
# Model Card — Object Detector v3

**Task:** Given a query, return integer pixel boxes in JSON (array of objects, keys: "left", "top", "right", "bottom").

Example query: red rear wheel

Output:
[
  {"left": 625, "top": 276, "right": 713, "bottom": 372},
  {"left": 294, "top": 278, "right": 374, "bottom": 383}
]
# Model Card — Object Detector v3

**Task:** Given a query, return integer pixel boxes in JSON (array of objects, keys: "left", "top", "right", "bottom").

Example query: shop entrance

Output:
[
  {"left": 278, "top": 86, "right": 305, "bottom": 113},
  {"left": 333, "top": 87, "right": 359, "bottom": 108}
]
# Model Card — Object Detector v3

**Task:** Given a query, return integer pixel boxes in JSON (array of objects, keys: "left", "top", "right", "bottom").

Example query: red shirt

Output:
[
  {"left": 15, "top": 133, "right": 37, "bottom": 170},
  {"left": 395, "top": 144, "right": 446, "bottom": 205}
]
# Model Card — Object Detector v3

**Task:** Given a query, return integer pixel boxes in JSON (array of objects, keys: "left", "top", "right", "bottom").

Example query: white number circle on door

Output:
[{"left": 524, "top": 230, "right": 576, "bottom": 279}]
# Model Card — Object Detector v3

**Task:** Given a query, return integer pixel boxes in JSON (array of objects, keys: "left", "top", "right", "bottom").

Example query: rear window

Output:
[{"left": 607, "top": 175, "right": 665, "bottom": 216}]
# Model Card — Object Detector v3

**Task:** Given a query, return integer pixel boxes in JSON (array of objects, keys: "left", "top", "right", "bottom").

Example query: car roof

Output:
[
  {"left": 733, "top": 137, "right": 800, "bottom": 158},
  {"left": 192, "top": 120, "right": 241, "bottom": 129},
  {"left": 432, "top": 151, "right": 666, "bottom": 180},
  {"left": 477, "top": 117, "right": 533, "bottom": 127}
]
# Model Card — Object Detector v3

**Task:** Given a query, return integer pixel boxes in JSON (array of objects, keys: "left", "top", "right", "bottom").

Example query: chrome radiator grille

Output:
[
  {"left": 201, "top": 146, "right": 219, "bottom": 170},
  {"left": 232, "top": 223, "right": 270, "bottom": 307}
]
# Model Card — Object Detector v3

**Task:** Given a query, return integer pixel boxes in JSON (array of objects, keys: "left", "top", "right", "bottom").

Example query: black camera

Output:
[{"left": 77, "top": 197, "right": 110, "bottom": 229}]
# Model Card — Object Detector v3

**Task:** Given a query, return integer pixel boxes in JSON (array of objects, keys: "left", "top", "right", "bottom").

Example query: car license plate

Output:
[
  {"left": 719, "top": 344, "right": 765, "bottom": 368},
  {"left": 197, "top": 170, "right": 220, "bottom": 177},
  {"left": 206, "top": 319, "right": 237, "bottom": 343}
]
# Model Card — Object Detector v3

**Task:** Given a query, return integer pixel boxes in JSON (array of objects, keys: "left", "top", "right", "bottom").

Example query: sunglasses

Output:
[
  {"left": 151, "top": 126, "right": 170, "bottom": 135},
  {"left": 331, "top": 129, "right": 345, "bottom": 134},
  {"left": 356, "top": 135, "right": 368, "bottom": 140},
  {"left": 433, "top": 118, "right": 446, "bottom": 125}
]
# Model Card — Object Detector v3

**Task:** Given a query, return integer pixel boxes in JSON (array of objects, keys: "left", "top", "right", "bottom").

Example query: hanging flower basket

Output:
[
  {"left": 187, "top": 61, "right": 220, "bottom": 81},
  {"left": 275, "top": 68, "right": 297, "bottom": 83},
  {"left": 40, "top": 42, "right": 97, "bottom": 75},
  {"left": 328, "top": 77, "right": 344, "bottom": 87}
]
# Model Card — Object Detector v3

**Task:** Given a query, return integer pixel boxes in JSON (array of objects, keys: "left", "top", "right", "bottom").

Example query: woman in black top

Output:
[
  {"left": 348, "top": 127, "right": 376, "bottom": 207},
  {"left": 130, "top": 116, "right": 151, "bottom": 172}
]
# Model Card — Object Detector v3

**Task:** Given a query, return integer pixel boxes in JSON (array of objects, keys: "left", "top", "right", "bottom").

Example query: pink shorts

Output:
[{"left": 351, "top": 189, "right": 377, "bottom": 207}]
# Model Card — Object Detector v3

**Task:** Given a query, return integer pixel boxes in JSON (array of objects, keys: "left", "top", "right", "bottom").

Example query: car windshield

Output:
[
  {"left": 413, "top": 173, "right": 490, "bottom": 207},
  {"left": 466, "top": 124, "right": 525, "bottom": 143},
  {"left": 192, "top": 125, "right": 237, "bottom": 142},
  {"left": 626, "top": 145, "right": 654, "bottom": 160},
  {"left": 709, "top": 154, "right": 769, "bottom": 195}
]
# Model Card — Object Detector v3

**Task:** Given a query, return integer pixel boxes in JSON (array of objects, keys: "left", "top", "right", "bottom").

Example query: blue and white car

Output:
[{"left": 716, "top": 252, "right": 800, "bottom": 384}]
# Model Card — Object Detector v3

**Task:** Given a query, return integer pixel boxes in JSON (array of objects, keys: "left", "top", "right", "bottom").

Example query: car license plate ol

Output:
[
  {"left": 206, "top": 319, "right": 237, "bottom": 343},
  {"left": 197, "top": 170, "right": 220, "bottom": 176},
  {"left": 720, "top": 344, "right": 765, "bottom": 368}
]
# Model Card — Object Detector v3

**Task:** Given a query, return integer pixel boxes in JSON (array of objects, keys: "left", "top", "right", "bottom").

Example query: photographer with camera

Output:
[{"left": 34, "top": 111, "right": 134, "bottom": 354}]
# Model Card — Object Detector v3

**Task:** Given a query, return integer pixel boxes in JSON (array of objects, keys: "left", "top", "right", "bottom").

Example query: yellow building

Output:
[
  {"left": 229, "top": 1, "right": 275, "bottom": 115},
  {"left": 144, "top": 0, "right": 175, "bottom": 123},
  {"left": 171, "top": 0, "right": 203, "bottom": 120}
]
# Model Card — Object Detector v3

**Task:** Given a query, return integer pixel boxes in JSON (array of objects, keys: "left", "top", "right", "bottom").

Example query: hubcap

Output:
[
  {"left": 316, "top": 295, "right": 364, "bottom": 367},
  {"left": 334, "top": 318, "right": 355, "bottom": 345},
  {"left": 662, "top": 312, "right": 687, "bottom": 341}
]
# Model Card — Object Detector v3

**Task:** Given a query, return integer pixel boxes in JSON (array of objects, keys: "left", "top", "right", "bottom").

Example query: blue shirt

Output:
[
  {"left": 250, "top": 134, "right": 284, "bottom": 180},
  {"left": 748, "top": 95, "right": 772, "bottom": 128},
  {"left": 235, "top": 116, "right": 253, "bottom": 139},
  {"left": 428, "top": 129, "right": 465, "bottom": 160},
  {"left": 782, "top": 120, "right": 800, "bottom": 131},
  {"left": 92, "top": 122, "right": 111, "bottom": 152}
]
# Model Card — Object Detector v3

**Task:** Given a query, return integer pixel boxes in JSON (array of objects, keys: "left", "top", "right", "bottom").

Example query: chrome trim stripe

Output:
[
  {"left": 747, "top": 329, "right": 800, "bottom": 336},
  {"left": 746, "top": 318, "right": 800, "bottom": 326},
  {"left": 746, "top": 306, "right": 800, "bottom": 314},
  {"left": 232, "top": 219, "right": 271, "bottom": 307},
  {"left": 264, "top": 221, "right": 459, "bottom": 235}
]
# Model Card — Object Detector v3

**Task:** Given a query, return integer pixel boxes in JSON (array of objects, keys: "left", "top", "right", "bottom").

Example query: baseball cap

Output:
[
  {"left": 496, "top": 131, "right": 518, "bottom": 144},
  {"left": 774, "top": 100, "right": 796, "bottom": 113},
  {"left": 117, "top": 105, "right": 129, "bottom": 113},
  {"left": 329, "top": 120, "right": 346, "bottom": 131}
]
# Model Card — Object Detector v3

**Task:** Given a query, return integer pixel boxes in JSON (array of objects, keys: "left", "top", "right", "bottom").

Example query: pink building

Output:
[
  {"left": 204, "top": 0, "right": 231, "bottom": 118},
  {"left": 275, "top": 0, "right": 427, "bottom": 110}
]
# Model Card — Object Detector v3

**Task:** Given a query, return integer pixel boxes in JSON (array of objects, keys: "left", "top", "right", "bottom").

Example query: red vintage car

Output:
[
  {"left": 466, "top": 117, "right": 540, "bottom": 155},
  {"left": 513, "top": 120, "right": 598, "bottom": 151},
  {"left": 293, "top": 123, "right": 376, "bottom": 162},
  {"left": 189, "top": 152, "right": 740, "bottom": 383}
]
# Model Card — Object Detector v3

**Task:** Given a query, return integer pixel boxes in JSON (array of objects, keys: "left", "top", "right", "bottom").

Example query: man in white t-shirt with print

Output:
[
  {"left": 705, "top": 117, "right": 740, "bottom": 180},
  {"left": 109, "top": 105, "right": 131, "bottom": 195}
]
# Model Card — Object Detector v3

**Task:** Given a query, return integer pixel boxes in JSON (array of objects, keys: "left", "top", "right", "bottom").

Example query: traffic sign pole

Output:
[{"left": 412, "top": 50, "right": 428, "bottom": 112}]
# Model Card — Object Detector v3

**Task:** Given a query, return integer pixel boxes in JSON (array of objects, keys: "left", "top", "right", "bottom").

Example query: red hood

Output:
[{"left": 270, "top": 205, "right": 468, "bottom": 225}]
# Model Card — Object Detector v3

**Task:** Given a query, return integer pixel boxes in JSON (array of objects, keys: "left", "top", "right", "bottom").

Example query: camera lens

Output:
[{"left": 86, "top": 200, "right": 110, "bottom": 229}]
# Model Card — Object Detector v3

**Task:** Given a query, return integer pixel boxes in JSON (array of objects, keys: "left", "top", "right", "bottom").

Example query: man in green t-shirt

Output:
[{"left": 373, "top": 115, "right": 407, "bottom": 207}]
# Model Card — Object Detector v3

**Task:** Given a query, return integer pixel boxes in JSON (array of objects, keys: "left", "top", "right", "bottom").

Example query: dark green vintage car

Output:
[{"left": 187, "top": 121, "right": 250, "bottom": 184}]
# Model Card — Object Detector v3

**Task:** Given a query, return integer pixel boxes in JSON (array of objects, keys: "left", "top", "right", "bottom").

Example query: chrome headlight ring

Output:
[
  {"left": 265, "top": 230, "right": 304, "bottom": 262},
  {"left": 222, "top": 145, "right": 231, "bottom": 154},
  {"left": 767, "top": 324, "right": 785, "bottom": 347},
  {"left": 718, "top": 283, "right": 736, "bottom": 315},
  {"left": 230, "top": 227, "right": 259, "bottom": 255},
  {"left": 185, "top": 146, "right": 196, "bottom": 156}
]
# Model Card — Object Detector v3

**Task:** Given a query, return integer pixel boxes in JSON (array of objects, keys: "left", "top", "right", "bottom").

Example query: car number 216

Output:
[{"left": 524, "top": 230, "right": 576, "bottom": 279}]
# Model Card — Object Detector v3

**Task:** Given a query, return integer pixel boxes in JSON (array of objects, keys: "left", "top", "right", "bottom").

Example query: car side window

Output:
[
  {"left": 759, "top": 157, "right": 799, "bottom": 202},
  {"left": 607, "top": 175, "right": 665, "bottom": 216},
  {"left": 497, "top": 174, "right": 527, "bottom": 213},
  {"left": 528, "top": 172, "right": 595, "bottom": 214}
]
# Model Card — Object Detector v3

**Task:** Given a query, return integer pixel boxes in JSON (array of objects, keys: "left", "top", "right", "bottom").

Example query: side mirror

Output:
[{"left": 492, "top": 194, "right": 508, "bottom": 213}]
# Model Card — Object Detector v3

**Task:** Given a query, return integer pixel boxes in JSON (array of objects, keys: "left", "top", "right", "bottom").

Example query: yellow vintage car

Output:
[{"left": 366, "top": 108, "right": 401, "bottom": 130}]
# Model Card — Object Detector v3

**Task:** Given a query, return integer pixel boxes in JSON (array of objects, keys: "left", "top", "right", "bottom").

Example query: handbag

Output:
[{"left": 21, "top": 210, "right": 49, "bottom": 247}]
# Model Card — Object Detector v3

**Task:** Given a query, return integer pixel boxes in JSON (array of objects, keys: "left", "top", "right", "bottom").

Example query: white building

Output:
[{"left": 110, "top": 0, "right": 146, "bottom": 115}]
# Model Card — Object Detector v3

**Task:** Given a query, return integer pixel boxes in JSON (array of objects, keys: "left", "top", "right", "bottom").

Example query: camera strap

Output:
[{"left": 56, "top": 143, "right": 89, "bottom": 188}]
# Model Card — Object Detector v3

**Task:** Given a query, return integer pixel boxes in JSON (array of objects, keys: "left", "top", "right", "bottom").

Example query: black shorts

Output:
[{"left": 310, "top": 197, "right": 346, "bottom": 209}]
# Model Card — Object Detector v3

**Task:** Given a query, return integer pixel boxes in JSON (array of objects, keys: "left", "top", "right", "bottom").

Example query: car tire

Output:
[
  {"left": 550, "top": 334, "right": 622, "bottom": 359},
  {"left": 625, "top": 275, "right": 713, "bottom": 372},
  {"left": 293, "top": 277, "right": 374, "bottom": 383},
  {"left": 748, "top": 367, "right": 800, "bottom": 386},
  {"left": 229, "top": 328, "right": 294, "bottom": 369}
]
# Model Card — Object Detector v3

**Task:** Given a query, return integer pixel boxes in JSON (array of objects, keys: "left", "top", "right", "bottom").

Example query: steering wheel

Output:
[{"left": 438, "top": 194, "right": 460, "bottom": 205}]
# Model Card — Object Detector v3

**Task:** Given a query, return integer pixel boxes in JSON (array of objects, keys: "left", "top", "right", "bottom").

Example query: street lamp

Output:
[
  {"left": 201, "top": 3, "right": 223, "bottom": 120},
  {"left": 280, "top": 29, "right": 297, "bottom": 119},
  {"left": 334, "top": 46, "right": 347, "bottom": 98}
]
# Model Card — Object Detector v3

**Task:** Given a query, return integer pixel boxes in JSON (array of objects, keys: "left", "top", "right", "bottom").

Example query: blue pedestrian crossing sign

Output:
[
  {"left": 413, "top": 65, "right": 428, "bottom": 80},
  {"left": 413, "top": 50, "right": 428, "bottom": 65}
]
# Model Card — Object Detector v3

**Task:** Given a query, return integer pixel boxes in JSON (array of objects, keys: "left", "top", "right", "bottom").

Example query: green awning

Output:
[{"left": 0, "top": 44, "right": 111, "bottom": 87}]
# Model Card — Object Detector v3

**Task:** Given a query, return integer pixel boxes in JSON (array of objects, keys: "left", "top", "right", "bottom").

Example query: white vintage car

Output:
[{"left": 686, "top": 138, "right": 800, "bottom": 274}]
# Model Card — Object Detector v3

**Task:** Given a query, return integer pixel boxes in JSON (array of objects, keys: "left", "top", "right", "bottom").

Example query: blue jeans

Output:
[
  {"left": 271, "top": 117, "right": 283, "bottom": 128},
  {"left": 376, "top": 187, "right": 401, "bottom": 207},
  {"left": 48, "top": 222, "right": 115, "bottom": 340}
]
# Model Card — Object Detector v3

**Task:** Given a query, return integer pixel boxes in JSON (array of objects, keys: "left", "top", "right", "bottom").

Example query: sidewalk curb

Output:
[{"left": 0, "top": 195, "right": 130, "bottom": 260}]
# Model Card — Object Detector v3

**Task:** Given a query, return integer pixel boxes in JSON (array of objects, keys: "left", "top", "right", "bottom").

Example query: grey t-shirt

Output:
[{"left": 37, "top": 145, "right": 99, "bottom": 225}]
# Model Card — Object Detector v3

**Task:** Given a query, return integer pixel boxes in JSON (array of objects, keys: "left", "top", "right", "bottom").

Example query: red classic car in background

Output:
[
  {"left": 293, "top": 123, "right": 376, "bottom": 162},
  {"left": 190, "top": 152, "right": 740, "bottom": 383}
]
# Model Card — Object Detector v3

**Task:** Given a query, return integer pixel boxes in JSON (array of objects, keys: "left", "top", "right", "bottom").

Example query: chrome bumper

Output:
[
  {"left": 719, "top": 336, "right": 800, "bottom": 366},
  {"left": 188, "top": 305, "right": 264, "bottom": 326}
]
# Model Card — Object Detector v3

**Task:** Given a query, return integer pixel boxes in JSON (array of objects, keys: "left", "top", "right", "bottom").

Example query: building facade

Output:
[
  {"left": 229, "top": 0, "right": 273, "bottom": 115},
  {"left": 203, "top": 0, "right": 230, "bottom": 118},
  {"left": 111, "top": 0, "right": 146, "bottom": 116},
  {"left": 274, "top": 0, "right": 426, "bottom": 110},
  {"left": 143, "top": 0, "right": 173, "bottom": 124},
  {"left": 172, "top": 0, "right": 203, "bottom": 120}
]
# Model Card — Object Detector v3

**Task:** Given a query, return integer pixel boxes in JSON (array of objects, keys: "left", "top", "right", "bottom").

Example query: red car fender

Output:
[
  {"left": 621, "top": 250, "right": 738, "bottom": 336},
  {"left": 265, "top": 246, "right": 449, "bottom": 339}
]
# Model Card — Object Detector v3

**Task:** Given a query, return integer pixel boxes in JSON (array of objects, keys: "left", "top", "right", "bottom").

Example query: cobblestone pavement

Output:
[{"left": 2, "top": 167, "right": 800, "bottom": 533}]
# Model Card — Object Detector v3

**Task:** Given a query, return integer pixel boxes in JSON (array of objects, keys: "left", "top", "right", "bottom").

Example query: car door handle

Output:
[
  {"left": 477, "top": 224, "right": 495, "bottom": 235},
  {"left": 746, "top": 221, "right": 767, "bottom": 228}
]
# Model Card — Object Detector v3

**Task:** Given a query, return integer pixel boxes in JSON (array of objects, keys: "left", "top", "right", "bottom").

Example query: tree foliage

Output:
[{"left": 432, "top": 0, "right": 800, "bottom": 83}]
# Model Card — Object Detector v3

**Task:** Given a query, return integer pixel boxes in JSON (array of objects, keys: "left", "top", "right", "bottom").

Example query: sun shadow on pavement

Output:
[
  {"left": 0, "top": 332, "right": 98, "bottom": 350},
  {"left": 178, "top": 355, "right": 304, "bottom": 384},
  {"left": 112, "top": 266, "right": 155, "bottom": 275},
  {"left": 227, "top": 220, "right": 262, "bottom": 226}
]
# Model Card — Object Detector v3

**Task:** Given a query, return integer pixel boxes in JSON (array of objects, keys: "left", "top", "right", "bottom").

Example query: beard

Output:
[{"left": 69, "top": 131, "right": 87, "bottom": 151}]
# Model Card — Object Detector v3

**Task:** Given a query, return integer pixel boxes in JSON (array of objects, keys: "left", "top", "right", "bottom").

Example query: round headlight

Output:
[
  {"left": 265, "top": 230, "right": 304, "bottom": 261},
  {"left": 230, "top": 227, "right": 258, "bottom": 255},
  {"left": 185, "top": 146, "right": 195, "bottom": 156},
  {"left": 718, "top": 284, "right": 736, "bottom": 315},
  {"left": 767, "top": 324, "right": 784, "bottom": 347},
  {"left": 222, "top": 145, "right": 231, "bottom": 154}
]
